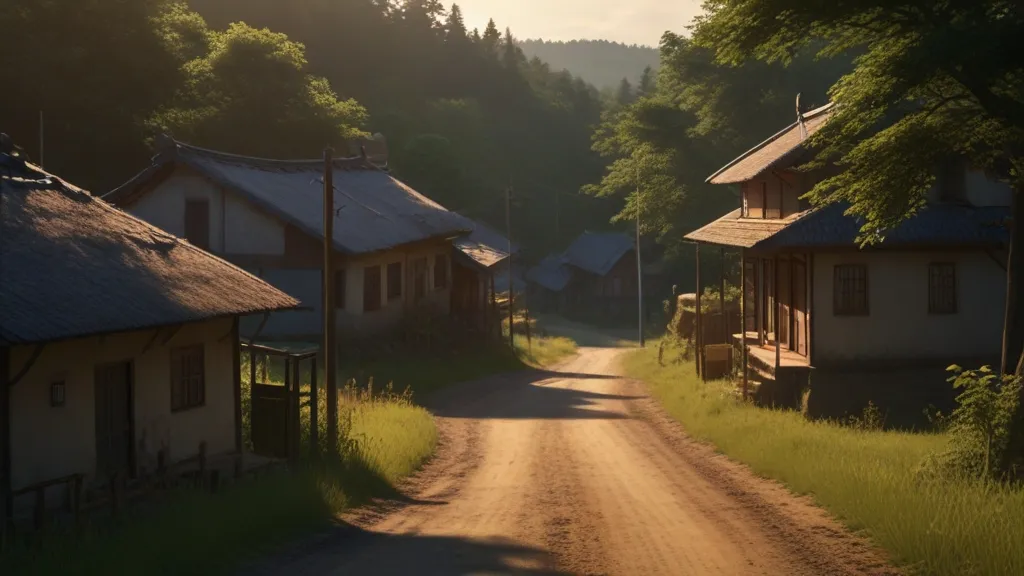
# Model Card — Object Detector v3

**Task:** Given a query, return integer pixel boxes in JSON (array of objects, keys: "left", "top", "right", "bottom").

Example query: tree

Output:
[
  {"left": 444, "top": 3, "right": 468, "bottom": 44},
  {"left": 502, "top": 27, "right": 521, "bottom": 72},
  {"left": 638, "top": 66, "right": 656, "bottom": 96},
  {"left": 694, "top": 0, "right": 1024, "bottom": 472},
  {"left": 615, "top": 78, "right": 635, "bottom": 106},
  {"left": 481, "top": 19, "right": 501, "bottom": 57},
  {"left": 149, "top": 22, "right": 368, "bottom": 157}
]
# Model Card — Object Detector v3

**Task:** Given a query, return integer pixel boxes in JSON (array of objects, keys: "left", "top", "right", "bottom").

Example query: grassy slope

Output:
[{"left": 624, "top": 345, "right": 1024, "bottom": 576}]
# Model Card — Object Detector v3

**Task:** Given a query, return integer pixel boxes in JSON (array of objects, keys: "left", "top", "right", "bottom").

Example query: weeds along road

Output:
[{"left": 254, "top": 347, "right": 898, "bottom": 576}]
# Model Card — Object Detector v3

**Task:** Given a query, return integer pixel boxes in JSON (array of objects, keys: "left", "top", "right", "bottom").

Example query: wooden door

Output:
[
  {"left": 793, "top": 260, "right": 808, "bottom": 356},
  {"left": 94, "top": 362, "right": 134, "bottom": 477}
]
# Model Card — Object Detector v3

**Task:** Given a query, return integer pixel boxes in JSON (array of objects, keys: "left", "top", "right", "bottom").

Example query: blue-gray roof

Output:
[
  {"left": 758, "top": 203, "right": 1009, "bottom": 249},
  {"left": 105, "top": 137, "right": 472, "bottom": 255},
  {"left": 562, "top": 231, "right": 634, "bottom": 276},
  {"left": 453, "top": 217, "right": 518, "bottom": 269},
  {"left": 526, "top": 254, "right": 572, "bottom": 292}
]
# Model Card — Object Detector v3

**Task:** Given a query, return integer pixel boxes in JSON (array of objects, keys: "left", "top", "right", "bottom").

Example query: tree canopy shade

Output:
[
  {"left": 693, "top": 0, "right": 1024, "bottom": 473},
  {"left": 148, "top": 22, "right": 368, "bottom": 158}
]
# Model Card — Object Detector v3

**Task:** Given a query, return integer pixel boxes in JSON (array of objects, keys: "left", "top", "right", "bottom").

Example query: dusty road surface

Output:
[{"left": 252, "top": 347, "right": 898, "bottom": 576}]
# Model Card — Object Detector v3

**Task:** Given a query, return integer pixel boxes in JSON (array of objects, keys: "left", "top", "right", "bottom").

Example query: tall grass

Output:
[{"left": 625, "top": 344, "right": 1024, "bottom": 576}]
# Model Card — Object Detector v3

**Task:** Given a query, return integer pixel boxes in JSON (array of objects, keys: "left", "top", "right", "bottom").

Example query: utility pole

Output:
[
  {"left": 636, "top": 161, "right": 645, "bottom": 348},
  {"left": 323, "top": 148, "right": 338, "bottom": 455},
  {"left": 506, "top": 183, "right": 514, "bottom": 349}
]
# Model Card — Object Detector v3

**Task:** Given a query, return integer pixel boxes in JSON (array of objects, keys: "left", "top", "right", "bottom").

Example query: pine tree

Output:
[
  {"left": 638, "top": 66, "right": 655, "bottom": 96},
  {"left": 502, "top": 27, "right": 519, "bottom": 71},
  {"left": 444, "top": 3, "right": 467, "bottom": 42},
  {"left": 481, "top": 18, "right": 500, "bottom": 56},
  {"left": 615, "top": 77, "right": 634, "bottom": 106}
]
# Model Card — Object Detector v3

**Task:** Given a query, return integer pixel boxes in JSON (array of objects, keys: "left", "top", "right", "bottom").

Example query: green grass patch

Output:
[{"left": 624, "top": 344, "right": 1024, "bottom": 576}]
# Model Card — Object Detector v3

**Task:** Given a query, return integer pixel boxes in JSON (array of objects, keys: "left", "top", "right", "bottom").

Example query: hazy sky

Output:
[{"left": 454, "top": 0, "right": 705, "bottom": 46}]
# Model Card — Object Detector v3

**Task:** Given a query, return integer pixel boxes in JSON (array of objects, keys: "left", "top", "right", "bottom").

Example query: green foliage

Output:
[
  {"left": 921, "top": 366, "right": 1022, "bottom": 482},
  {"left": 625, "top": 344, "right": 1024, "bottom": 576},
  {"left": 584, "top": 32, "right": 847, "bottom": 257},
  {"left": 148, "top": 22, "right": 368, "bottom": 157}
]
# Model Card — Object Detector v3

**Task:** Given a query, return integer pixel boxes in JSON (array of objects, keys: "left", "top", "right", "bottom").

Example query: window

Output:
[
  {"left": 765, "top": 181, "right": 782, "bottom": 219},
  {"left": 363, "top": 265, "right": 382, "bottom": 312},
  {"left": 833, "top": 264, "right": 869, "bottom": 316},
  {"left": 434, "top": 254, "right": 448, "bottom": 290},
  {"left": 184, "top": 199, "right": 210, "bottom": 250},
  {"left": 171, "top": 345, "right": 205, "bottom": 411},
  {"left": 928, "top": 263, "right": 957, "bottom": 314},
  {"left": 334, "top": 269, "right": 346, "bottom": 309},
  {"left": 50, "top": 380, "right": 66, "bottom": 407},
  {"left": 387, "top": 262, "right": 403, "bottom": 301},
  {"left": 413, "top": 258, "right": 428, "bottom": 300}
]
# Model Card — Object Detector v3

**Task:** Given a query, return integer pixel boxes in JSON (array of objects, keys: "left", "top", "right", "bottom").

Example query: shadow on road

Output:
[
  {"left": 427, "top": 366, "right": 638, "bottom": 421},
  {"left": 262, "top": 523, "right": 572, "bottom": 575},
  {"left": 535, "top": 314, "right": 640, "bottom": 348}
]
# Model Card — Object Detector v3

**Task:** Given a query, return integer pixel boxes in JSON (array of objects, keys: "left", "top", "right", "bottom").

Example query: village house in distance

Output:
[
  {"left": 685, "top": 103, "right": 1011, "bottom": 423},
  {"left": 0, "top": 142, "right": 298, "bottom": 523},
  {"left": 105, "top": 136, "right": 510, "bottom": 343}
]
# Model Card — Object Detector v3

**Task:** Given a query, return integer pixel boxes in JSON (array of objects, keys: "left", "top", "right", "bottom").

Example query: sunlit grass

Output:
[{"left": 624, "top": 343, "right": 1024, "bottom": 576}]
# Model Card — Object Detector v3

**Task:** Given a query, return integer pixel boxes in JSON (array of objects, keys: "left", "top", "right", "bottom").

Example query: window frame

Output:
[
  {"left": 170, "top": 344, "right": 206, "bottom": 412},
  {"left": 363, "top": 265, "right": 382, "bottom": 312},
  {"left": 928, "top": 262, "right": 957, "bottom": 315},
  {"left": 386, "top": 262, "right": 403, "bottom": 301},
  {"left": 833, "top": 264, "right": 869, "bottom": 317}
]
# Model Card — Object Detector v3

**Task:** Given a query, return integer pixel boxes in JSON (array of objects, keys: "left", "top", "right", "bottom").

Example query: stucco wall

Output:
[
  {"left": 812, "top": 250, "right": 1005, "bottom": 365},
  {"left": 130, "top": 168, "right": 286, "bottom": 255},
  {"left": 7, "top": 317, "right": 236, "bottom": 492}
]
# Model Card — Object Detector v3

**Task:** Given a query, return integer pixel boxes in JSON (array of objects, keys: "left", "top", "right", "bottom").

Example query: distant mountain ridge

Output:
[{"left": 518, "top": 39, "right": 660, "bottom": 90}]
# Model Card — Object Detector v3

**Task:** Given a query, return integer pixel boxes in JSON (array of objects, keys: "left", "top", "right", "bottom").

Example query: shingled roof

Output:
[
  {"left": 684, "top": 209, "right": 810, "bottom": 248},
  {"left": 0, "top": 154, "right": 298, "bottom": 346},
  {"left": 526, "top": 254, "right": 573, "bottom": 292},
  {"left": 105, "top": 137, "right": 472, "bottom": 255},
  {"left": 708, "top": 103, "right": 834, "bottom": 185}
]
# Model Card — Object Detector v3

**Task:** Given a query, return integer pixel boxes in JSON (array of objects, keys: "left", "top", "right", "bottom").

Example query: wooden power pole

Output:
[
  {"left": 323, "top": 148, "right": 338, "bottom": 455},
  {"left": 506, "top": 184, "right": 514, "bottom": 349}
]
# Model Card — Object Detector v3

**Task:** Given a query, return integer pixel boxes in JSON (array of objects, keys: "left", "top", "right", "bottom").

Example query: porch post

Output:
[
  {"left": 309, "top": 357, "right": 319, "bottom": 455},
  {"left": 290, "top": 358, "right": 301, "bottom": 462},
  {"left": 740, "top": 251, "right": 748, "bottom": 399},
  {"left": 1, "top": 346, "right": 10, "bottom": 543},
  {"left": 695, "top": 243, "right": 703, "bottom": 380},
  {"left": 719, "top": 247, "right": 726, "bottom": 345},
  {"left": 774, "top": 254, "right": 781, "bottom": 370},
  {"left": 789, "top": 254, "right": 796, "bottom": 351},
  {"left": 808, "top": 252, "right": 815, "bottom": 365},
  {"left": 231, "top": 318, "right": 243, "bottom": 454},
  {"left": 758, "top": 260, "right": 767, "bottom": 347}
]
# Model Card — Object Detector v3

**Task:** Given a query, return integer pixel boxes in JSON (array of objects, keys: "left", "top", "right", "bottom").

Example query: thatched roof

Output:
[
  {"left": 707, "top": 103, "right": 834, "bottom": 185},
  {"left": 685, "top": 204, "right": 1009, "bottom": 250},
  {"left": 454, "top": 217, "right": 518, "bottom": 270},
  {"left": 0, "top": 155, "right": 298, "bottom": 346},
  {"left": 105, "top": 137, "right": 472, "bottom": 255}
]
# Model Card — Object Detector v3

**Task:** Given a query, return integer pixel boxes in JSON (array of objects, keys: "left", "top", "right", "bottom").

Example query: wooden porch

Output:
[{"left": 731, "top": 332, "right": 810, "bottom": 379}]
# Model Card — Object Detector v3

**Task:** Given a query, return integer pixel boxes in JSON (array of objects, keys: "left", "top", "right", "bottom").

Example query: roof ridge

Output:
[{"left": 706, "top": 102, "right": 835, "bottom": 184}]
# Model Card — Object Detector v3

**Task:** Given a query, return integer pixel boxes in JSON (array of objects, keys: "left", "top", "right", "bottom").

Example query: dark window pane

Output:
[
  {"left": 184, "top": 199, "right": 210, "bottom": 250},
  {"left": 334, "top": 269, "right": 346, "bottom": 309},
  {"left": 833, "top": 264, "right": 868, "bottom": 316},
  {"left": 928, "top": 263, "right": 957, "bottom": 314},
  {"left": 387, "top": 262, "right": 403, "bottom": 300},
  {"left": 363, "top": 265, "right": 382, "bottom": 312},
  {"left": 170, "top": 345, "right": 205, "bottom": 411}
]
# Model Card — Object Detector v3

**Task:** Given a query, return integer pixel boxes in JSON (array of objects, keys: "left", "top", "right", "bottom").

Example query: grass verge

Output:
[{"left": 624, "top": 343, "right": 1024, "bottom": 576}]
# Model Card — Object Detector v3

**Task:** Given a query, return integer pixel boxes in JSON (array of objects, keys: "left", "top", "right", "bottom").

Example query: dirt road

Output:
[{"left": 254, "top": 348, "right": 897, "bottom": 575}]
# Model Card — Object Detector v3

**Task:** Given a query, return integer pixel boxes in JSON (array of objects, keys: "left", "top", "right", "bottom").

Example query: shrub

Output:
[{"left": 920, "top": 365, "right": 1021, "bottom": 482}]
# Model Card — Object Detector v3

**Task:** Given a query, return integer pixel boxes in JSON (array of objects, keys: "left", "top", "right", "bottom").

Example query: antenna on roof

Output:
[{"left": 796, "top": 93, "right": 808, "bottom": 140}]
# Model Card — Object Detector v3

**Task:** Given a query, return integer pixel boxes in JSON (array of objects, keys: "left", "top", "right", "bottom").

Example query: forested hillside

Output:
[
  {"left": 0, "top": 0, "right": 619, "bottom": 261},
  {"left": 519, "top": 39, "right": 660, "bottom": 90}
]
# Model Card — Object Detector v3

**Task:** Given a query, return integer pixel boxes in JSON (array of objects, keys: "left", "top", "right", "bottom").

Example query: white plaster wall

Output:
[
  {"left": 128, "top": 168, "right": 285, "bottom": 255},
  {"left": 8, "top": 318, "right": 236, "bottom": 492},
  {"left": 965, "top": 170, "right": 1013, "bottom": 207},
  {"left": 812, "top": 250, "right": 1005, "bottom": 364}
]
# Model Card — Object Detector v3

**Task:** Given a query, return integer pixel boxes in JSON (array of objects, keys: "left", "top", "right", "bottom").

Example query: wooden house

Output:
[
  {"left": 104, "top": 136, "right": 475, "bottom": 343},
  {"left": 527, "top": 232, "right": 645, "bottom": 324},
  {"left": 685, "top": 103, "right": 1012, "bottom": 421},
  {"left": 451, "top": 218, "right": 518, "bottom": 334},
  {"left": 0, "top": 148, "right": 297, "bottom": 522}
]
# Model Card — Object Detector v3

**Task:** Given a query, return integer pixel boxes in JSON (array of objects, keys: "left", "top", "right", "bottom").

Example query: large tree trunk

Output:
[{"left": 1000, "top": 188, "right": 1024, "bottom": 476}]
